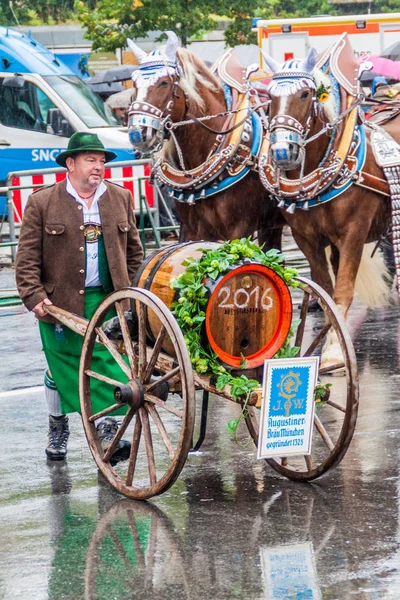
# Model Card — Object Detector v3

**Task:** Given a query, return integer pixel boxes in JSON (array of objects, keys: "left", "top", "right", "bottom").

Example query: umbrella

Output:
[
  {"left": 105, "top": 88, "right": 135, "bottom": 109},
  {"left": 359, "top": 69, "right": 384, "bottom": 84},
  {"left": 380, "top": 41, "right": 400, "bottom": 61},
  {"left": 358, "top": 56, "right": 400, "bottom": 84},
  {"left": 87, "top": 65, "right": 138, "bottom": 84},
  {"left": 86, "top": 81, "right": 124, "bottom": 96},
  {"left": 366, "top": 55, "right": 400, "bottom": 80}
]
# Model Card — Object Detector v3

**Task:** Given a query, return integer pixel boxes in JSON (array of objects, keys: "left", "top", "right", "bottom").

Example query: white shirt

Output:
[{"left": 66, "top": 177, "right": 107, "bottom": 288}]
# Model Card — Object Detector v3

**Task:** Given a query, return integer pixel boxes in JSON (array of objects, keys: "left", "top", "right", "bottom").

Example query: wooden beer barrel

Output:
[{"left": 134, "top": 242, "right": 292, "bottom": 368}]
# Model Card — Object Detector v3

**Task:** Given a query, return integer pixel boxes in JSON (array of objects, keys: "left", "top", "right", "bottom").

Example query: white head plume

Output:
[
  {"left": 301, "top": 48, "right": 318, "bottom": 73},
  {"left": 260, "top": 50, "right": 280, "bottom": 74},
  {"left": 164, "top": 31, "right": 180, "bottom": 61},
  {"left": 127, "top": 38, "right": 147, "bottom": 63}
]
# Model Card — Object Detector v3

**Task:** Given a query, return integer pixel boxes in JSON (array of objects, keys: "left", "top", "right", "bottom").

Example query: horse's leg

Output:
[
  {"left": 321, "top": 235, "right": 366, "bottom": 372},
  {"left": 179, "top": 223, "right": 188, "bottom": 242},
  {"left": 333, "top": 235, "right": 365, "bottom": 319},
  {"left": 329, "top": 245, "right": 340, "bottom": 280},
  {"left": 291, "top": 230, "right": 334, "bottom": 296},
  {"left": 258, "top": 200, "right": 285, "bottom": 251}
]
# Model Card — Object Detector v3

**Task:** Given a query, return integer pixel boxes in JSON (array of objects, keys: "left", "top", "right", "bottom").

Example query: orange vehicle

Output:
[{"left": 254, "top": 13, "right": 400, "bottom": 64}]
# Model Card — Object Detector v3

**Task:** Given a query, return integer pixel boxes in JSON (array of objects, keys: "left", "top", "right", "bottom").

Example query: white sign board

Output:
[
  {"left": 260, "top": 542, "right": 321, "bottom": 600},
  {"left": 257, "top": 357, "right": 319, "bottom": 459}
]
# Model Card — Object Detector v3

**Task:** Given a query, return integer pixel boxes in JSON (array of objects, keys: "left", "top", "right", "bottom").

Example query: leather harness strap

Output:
[{"left": 354, "top": 170, "right": 390, "bottom": 197}]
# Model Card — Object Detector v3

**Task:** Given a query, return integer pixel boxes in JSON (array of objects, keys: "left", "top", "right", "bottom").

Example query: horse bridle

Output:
[
  {"left": 128, "top": 75, "right": 188, "bottom": 151},
  {"left": 268, "top": 92, "right": 319, "bottom": 152}
]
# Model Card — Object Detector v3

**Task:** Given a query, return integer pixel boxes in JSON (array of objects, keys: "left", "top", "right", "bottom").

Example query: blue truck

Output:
[{"left": 0, "top": 26, "right": 134, "bottom": 214}]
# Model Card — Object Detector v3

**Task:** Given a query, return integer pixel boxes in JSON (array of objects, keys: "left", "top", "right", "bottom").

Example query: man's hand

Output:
[{"left": 32, "top": 298, "right": 52, "bottom": 318}]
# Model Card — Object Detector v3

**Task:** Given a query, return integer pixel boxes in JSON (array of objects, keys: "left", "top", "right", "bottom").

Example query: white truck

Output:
[{"left": 254, "top": 13, "right": 400, "bottom": 64}]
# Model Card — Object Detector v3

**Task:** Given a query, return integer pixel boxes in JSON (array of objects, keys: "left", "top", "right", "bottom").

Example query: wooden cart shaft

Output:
[{"left": 44, "top": 303, "right": 262, "bottom": 406}]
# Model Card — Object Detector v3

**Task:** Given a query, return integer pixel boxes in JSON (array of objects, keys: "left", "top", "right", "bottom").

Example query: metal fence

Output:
[{"left": 0, "top": 159, "right": 179, "bottom": 262}]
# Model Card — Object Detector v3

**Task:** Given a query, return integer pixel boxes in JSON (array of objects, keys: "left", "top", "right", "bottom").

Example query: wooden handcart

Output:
[{"left": 46, "top": 242, "right": 359, "bottom": 500}]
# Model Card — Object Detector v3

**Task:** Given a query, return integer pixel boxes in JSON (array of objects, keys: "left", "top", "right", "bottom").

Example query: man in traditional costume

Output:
[{"left": 16, "top": 132, "right": 144, "bottom": 462}]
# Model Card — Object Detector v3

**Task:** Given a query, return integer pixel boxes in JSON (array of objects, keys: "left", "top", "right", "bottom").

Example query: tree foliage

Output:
[
  {"left": 5, "top": 0, "right": 400, "bottom": 52},
  {"left": 75, "top": 0, "right": 217, "bottom": 49},
  {"left": 2, "top": 0, "right": 96, "bottom": 25},
  {"left": 0, "top": 0, "right": 29, "bottom": 24},
  {"left": 222, "top": 0, "right": 258, "bottom": 47},
  {"left": 74, "top": 0, "right": 337, "bottom": 50}
]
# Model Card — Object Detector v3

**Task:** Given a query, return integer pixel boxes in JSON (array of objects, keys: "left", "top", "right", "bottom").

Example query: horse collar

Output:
[
  {"left": 157, "top": 103, "right": 263, "bottom": 204},
  {"left": 260, "top": 125, "right": 366, "bottom": 211}
]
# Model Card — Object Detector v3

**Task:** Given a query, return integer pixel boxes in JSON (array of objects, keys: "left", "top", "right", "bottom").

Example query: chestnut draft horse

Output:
[
  {"left": 126, "top": 32, "right": 283, "bottom": 248},
  {"left": 259, "top": 36, "right": 397, "bottom": 369}
]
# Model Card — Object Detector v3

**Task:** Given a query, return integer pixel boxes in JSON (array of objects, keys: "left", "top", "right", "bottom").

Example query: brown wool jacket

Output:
[{"left": 16, "top": 179, "right": 144, "bottom": 323}]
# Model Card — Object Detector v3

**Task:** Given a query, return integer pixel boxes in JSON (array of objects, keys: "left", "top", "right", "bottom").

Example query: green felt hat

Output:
[{"left": 56, "top": 132, "right": 117, "bottom": 167}]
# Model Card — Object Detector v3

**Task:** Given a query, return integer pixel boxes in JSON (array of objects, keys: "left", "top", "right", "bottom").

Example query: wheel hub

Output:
[{"left": 114, "top": 378, "right": 145, "bottom": 409}]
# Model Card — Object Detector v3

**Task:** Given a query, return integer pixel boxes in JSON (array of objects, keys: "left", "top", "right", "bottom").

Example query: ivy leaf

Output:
[
  {"left": 227, "top": 419, "right": 239, "bottom": 434},
  {"left": 216, "top": 373, "right": 231, "bottom": 390},
  {"left": 179, "top": 272, "right": 196, "bottom": 286}
]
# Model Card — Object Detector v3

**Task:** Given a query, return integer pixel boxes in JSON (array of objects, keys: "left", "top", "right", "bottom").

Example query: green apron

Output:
[{"left": 39, "top": 236, "right": 128, "bottom": 415}]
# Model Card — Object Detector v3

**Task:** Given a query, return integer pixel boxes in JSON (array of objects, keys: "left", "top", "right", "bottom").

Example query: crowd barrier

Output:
[
  {"left": 10, "top": 161, "right": 155, "bottom": 223},
  {"left": 0, "top": 159, "right": 179, "bottom": 262}
]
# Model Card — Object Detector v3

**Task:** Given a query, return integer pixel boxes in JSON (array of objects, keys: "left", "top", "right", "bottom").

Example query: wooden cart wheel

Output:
[
  {"left": 245, "top": 276, "right": 359, "bottom": 481},
  {"left": 79, "top": 287, "right": 195, "bottom": 500},
  {"left": 84, "top": 499, "right": 189, "bottom": 600}
]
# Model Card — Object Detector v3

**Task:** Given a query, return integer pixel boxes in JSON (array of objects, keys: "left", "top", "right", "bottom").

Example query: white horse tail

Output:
[
  {"left": 326, "top": 242, "right": 391, "bottom": 309},
  {"left": 354, "top": 242, "right": 391, "bottom": 308}
]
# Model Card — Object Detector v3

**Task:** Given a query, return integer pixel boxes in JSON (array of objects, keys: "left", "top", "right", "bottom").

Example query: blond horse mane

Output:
[
  {"left": 176, "top": 48, "right": 222, "bottom": 113},
  {"left": 161, "top": 48, "right": 223, "bottom": 164}
]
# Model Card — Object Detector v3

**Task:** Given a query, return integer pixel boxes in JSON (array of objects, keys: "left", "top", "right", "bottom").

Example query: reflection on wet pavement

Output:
[{"left": 1, "top": 289, "right": 400, "bottom": 598}]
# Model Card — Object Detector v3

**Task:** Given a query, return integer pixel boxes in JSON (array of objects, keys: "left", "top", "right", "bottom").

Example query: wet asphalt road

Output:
[{"left": 2, "top": 266, "right": 400, "bottom": 599}]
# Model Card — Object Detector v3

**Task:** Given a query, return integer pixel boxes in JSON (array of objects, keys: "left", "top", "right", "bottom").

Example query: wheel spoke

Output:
[
  {"left": 115, "top": 301, "right": 137, "bottom": 377},
  {"left": 305, "top": 454, "right": 314, "bottom": 471},
  {"left": 85, "top": 369, "right": 124, "bottom": 388},
  {"left": 325, "top": 398, "right": 346, "bottom": 413},
  {"left": 139, "top": 407, "right": 157, "bottom": 486},
  {"left": 145, "top": 519, "right": 159, "bottom": 590},
  {"left": 95, "top": 327, "right": 132, "bottom": 379},
  {"left": 127, "top": 512, "right": 146, "bottom": 570},
  {"left": 145, "top": 393, "right": 183, "bottom": 418},
  {"left": 245, "top": 278, "right": 359, "bottom": 482},
  {"left": 145, "top": 403, "right": 175, "bottom": 459},
  {"left": 137, "top": 301, "right": 147, "bottom": 380},
  {"left": 103, "top": 407, "right": 136, "bottom": 462},
  {"left": 303, "top": 323, "right": 331, "bottom": 357},
  {"left": 126, "top": 416, "right": 142, "bottom": 487},
  {"left": 319, "top": 362, "right": 345, "bottom": 375},
  {"left": 143, "top": 326, "right": 168, "bottom": 384},
  {"left": 80, "top": 286, "right": 195, "bottom": 499},
  {"left": 295, "top": 291, "right": 310, "bottom": 350},
  {"left": 145, "top": 366, "right": 181, "bottom": 392},
  {"left": 314, "top": 413, "right": 335, "bottom": 451},
  {"left": 88, "top": 403, "right": 122, "bottom": 423},
  {"left": 106, "top": 526, "right": 137, "bottom": 574}
]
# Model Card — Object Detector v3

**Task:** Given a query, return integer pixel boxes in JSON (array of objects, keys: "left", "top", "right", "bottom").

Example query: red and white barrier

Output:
[{"left": 11, "top": 163, "right": 154, "bottom": 223}]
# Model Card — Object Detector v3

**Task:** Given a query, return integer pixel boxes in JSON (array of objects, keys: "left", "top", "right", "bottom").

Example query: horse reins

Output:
[{"left": 182, "top": 101, "right": 269, "bottom": 136}]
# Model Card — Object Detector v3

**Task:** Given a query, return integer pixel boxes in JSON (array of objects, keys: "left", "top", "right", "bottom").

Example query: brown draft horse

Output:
[
  {"left": 260, "top": 39, "right": 394, "bottom": 368},
  {"left": 126, "top": 32, "right": 283, "bottom": 248}
]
